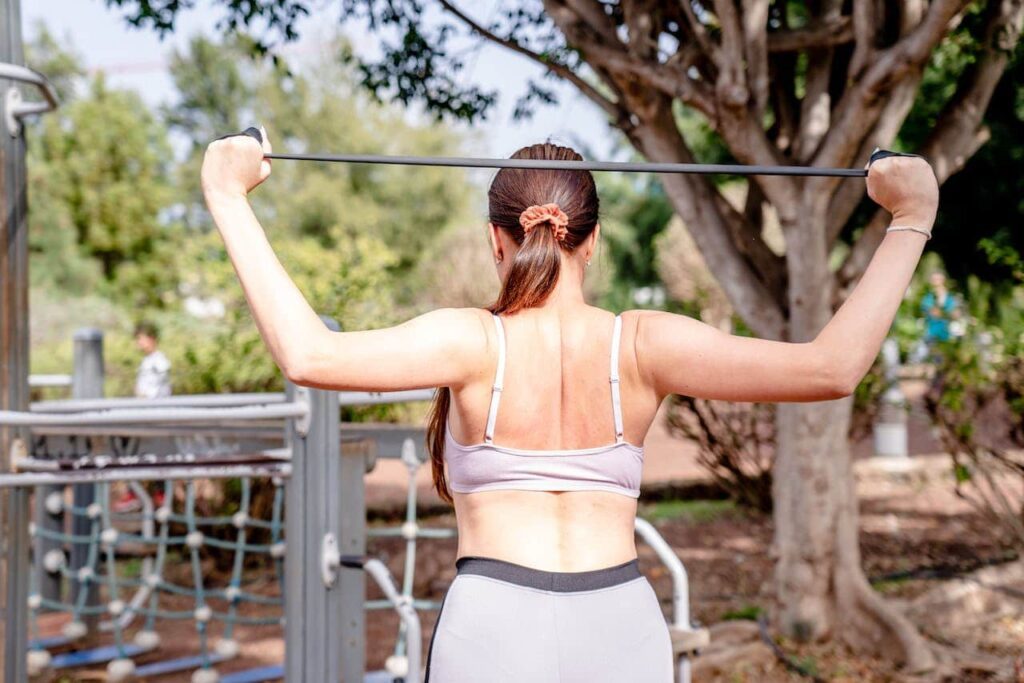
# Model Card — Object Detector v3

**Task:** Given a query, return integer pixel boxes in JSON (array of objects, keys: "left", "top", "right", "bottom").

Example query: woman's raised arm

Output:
[
  {"left": 201, "top": 130, "right": 489, "bottom": 392},
  {"left": 635, "top": 154, "right": 939, "bottom": 404}
]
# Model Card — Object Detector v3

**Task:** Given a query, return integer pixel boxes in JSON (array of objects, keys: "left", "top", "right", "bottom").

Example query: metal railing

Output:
[
  {"left": 28, "top": 374, "right": 72, "bottom": 389},
  {"left": 0, "top": 61, "right": 59, "bottom": 136}
]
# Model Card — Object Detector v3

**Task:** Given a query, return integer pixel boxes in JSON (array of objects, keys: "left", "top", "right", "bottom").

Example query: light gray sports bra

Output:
[{"left": 444, "top": 313, "right": 644, "bottom": 498}]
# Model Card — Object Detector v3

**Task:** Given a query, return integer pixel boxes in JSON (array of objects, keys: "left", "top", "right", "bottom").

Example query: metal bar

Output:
[
  {"left": 33, "top": 388, "right": 429, "bottom": 413},
  {"left": 31, "top": 392, "right": 286, "bottom": 413},
  {"left": 363, "top": 558, "right": 421, "bottom": 681},
  {"left": 265, "top": 152, "right": 868, "bottom": 178},
  {"left": 0, "top": 463, "right": 291, "bottom": 488},
  {"left": 0, "top": 401, "right": 308, "bottom": 427},
  {"left": 635, "top": 517, "right": 694, "bottom": 683},
  {"left": 28, "top": 423, "right": 285, "bottom": 439},
  {"left": 69, "top": 329, "right": 103, "bottom": 638},
  {"left": 28, "top": 374, "right": 71, "bottom": 388},
  {"left": 1, "top": 1, "right": 32, "bottom": 675},
  {"left": 336, "top": 389, "right": 436, "bottom": 406},
  {"left": 28, "top": 389, "right": 421, "bottom": 413},
  {"left": 284, "top": 382, "right": 307, "bottom": 682},
  {"left": 14, "top": 449, "right": 291, "bottom": 471},
  {"left": 0, "top": 62, "right": 57, "bottom": 111},
  {"left": 338, "top": 428, "right": 368, "bottom": 683},
  {"left": 285, "top": 377, "right": 349, "bottom": 680},
  {"left": 323, "top": 318, "right": 350, "bottom": 681},
  {"left": 341, "top": 424, "right": 426, "bottom": 462}
]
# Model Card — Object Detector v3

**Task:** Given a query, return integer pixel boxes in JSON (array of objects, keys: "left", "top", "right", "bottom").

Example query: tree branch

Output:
[
  {"left": 564, "top": 0, "right": 620, "bottom": 44},
  {"left": 626, "top": 97, "right": 787, "bottom": 338},
  {"left": 824, "top": 78, "right": 920, "bottom": 245},
  {"left": 711, "top": 0, "right": 748, "bottom": 107},
  {"left": 715, "top": 187, "right": 787, "bottom": 303},
  {"left": 544, "top": 0, "right": 716, "bottom": 118},
  {"left": 768, "top": 16, "right": 854, "bottom": 52},
  {"left": 742, "top": 0, "right": 771, "bottom": 117},
  {"left": 678, "top": 0, "right": 719, "bottom": 62},
  {"left": 847, "top": 0, "right": 876, "bottom": 78},
  {"left": 813, "top": 0, "right": 974, "bottom": 169},
  {"left": 838, "top": 0, "right": 1024, "bottom": 290},
  {"left": 436, "top": 0, "right": 624, "bottom": 121},
  {"left": 621, "top": 0, "right": 659, "bottom": 60},
  {"left": 794, "top": 0, "right": 844, "bottom": 161}
]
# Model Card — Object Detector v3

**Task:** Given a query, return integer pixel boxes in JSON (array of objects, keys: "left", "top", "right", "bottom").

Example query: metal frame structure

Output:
[
  {"left": 0, "top": 61, "right": 57, "bottom": 137},
  {"left": 2, "top": 1, "right": 38, "bottom": 677},
  {"left": 0, "top": 327, "right": 708, "bottom": 682},
  {"left": 0, "top": 354, "right": 424, "bottom": 681}
]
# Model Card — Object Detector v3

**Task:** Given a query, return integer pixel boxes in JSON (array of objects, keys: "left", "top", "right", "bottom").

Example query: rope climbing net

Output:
[{"left": 28, "top": 474, "right": 286, "bottom": 683}]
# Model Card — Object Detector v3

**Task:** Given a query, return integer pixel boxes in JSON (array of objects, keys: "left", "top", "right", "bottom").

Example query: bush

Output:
[{"left": 924, "top": 283, "right": 1024, "bottom": 549}]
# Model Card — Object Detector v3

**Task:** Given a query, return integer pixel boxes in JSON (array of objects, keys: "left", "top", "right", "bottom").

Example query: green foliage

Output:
[
  {"left": 895, "top": 5, "right": 1024, "bottom": 283},
  {"left": 167, "top": 35, "right": 474, "bottom": 286},
  {"left": 638, "top": 498, "right": 737, "bottom": 524},
  {"left": 722, "top": 604, "right": 764, "bottom": 621},
  {"left": 28, "top": 73, "right": 174, "bottom": 305},
  {"left": 850, "top": 355, "right": 891, "bottom": 442},
  {"left": 27, "top": 27, "right": 477, "bottom": 398},
  {"left": 922, "top": 270, "right": 1024, "bottom": 548},
  {"left": 597, "top": 175, "right": 674, "bottom": 289}
]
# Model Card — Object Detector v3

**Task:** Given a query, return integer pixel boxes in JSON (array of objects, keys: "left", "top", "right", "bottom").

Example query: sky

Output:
[{"left": 20, "top": 0, "right": 618, "bottom": 160}]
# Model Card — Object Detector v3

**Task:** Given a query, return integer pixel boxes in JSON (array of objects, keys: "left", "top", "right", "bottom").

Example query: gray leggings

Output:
[{"left": 424, "top": 555, "right": 673, "bottom": 682}]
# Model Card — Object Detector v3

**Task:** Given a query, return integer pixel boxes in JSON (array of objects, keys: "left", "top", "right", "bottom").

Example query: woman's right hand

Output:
[
  {"left": 201, "top": 126, "right": 273, "bottom": 202},
  {"left": 865, "top": 154, "right": 939, "bottom": 229}
]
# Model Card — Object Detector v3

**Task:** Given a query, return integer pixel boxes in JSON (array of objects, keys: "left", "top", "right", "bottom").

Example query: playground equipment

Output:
[
  {"left": 0, "top": 327, "right": 429, "bottom": 682},
  {"left": 0, "top": 328, "right": 709, "bottom": 682}
]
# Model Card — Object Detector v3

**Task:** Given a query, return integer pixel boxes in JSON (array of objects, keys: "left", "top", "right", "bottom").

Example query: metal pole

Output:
[
  {"left": 285, "top": 314, "right": 348, "bottom": 680},
  {"left": 873, "top": 337, "right": 909, "bottom": 459},
  {"left": 1, "top": 0, "right": 31, "bottom": 677},
  {"left": 69, "top": 328, "right": 103, "bottom": 637},
  {"left": 333, "top": 318, "right": 371, "bottom": 683}
]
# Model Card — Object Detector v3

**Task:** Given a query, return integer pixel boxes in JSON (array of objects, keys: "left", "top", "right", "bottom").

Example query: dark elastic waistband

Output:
[{"left": 454, "top": 555, "right": 641, "bottom": 592}]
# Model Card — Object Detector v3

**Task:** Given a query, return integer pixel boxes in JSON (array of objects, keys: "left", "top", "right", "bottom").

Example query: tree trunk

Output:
[{"left": 771, "top": 197, "right": 936, "bottom": 671}]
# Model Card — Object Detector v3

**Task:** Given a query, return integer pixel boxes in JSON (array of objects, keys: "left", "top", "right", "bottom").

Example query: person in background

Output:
[
  {"left": 133, "top": 321, "right": 172, "bottom": 399},
  {"left": 912, "top": 270, "right": 963, "bottom": 364},
  {"left": 113, "top": 321, "right": 172, "bottom": 512}
]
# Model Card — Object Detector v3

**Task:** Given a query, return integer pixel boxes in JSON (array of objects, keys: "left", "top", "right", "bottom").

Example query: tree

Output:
[
  {"left": 105, "top": 0, "right": 1024, "bottom": 668},
  {"left": 26, "top": 26, "right": 175, "bottom": 305},
  {"left": 160, "top": 36, "right": 480, "bottom": 394}
]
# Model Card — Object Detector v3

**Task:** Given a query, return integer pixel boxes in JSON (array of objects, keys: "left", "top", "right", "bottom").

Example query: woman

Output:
[{"left": 201, "top": 131, "right": 938, "bottom": 682}]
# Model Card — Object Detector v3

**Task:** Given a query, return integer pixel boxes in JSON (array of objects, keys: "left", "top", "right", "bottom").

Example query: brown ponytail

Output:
[{"left": 426, "top": 143, "right": 600, "bottom": 504}]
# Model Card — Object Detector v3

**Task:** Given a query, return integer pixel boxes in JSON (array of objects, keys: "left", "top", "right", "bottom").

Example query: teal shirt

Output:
[{"left": 921, "top": 291, "right": 957, "bottom": 342}]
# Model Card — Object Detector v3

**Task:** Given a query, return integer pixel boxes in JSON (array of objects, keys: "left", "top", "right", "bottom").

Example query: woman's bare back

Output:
[{"left": 447, "top": 305, "right": 661, "bottom": 572}]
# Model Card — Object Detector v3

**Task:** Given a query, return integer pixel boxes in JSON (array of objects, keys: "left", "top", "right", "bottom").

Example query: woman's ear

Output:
[{"left": 488, "top": 222, "right": 503, "bottom": 262}]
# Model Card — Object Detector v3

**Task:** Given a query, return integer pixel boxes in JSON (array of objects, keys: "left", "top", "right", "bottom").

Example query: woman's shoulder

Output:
[{"left": 415, "top": 307, "right": 494, "bottom": 335}]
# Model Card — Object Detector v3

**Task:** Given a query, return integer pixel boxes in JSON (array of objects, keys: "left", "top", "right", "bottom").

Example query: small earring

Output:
[
  {"left": 585, "top": 259, "right": 591, "bottom": 268},
  {"left": 496, "top": 257, "right": 502, "bottom": 264}
]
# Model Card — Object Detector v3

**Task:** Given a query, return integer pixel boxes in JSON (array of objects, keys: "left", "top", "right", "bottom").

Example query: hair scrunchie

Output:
[{"left": 519, "top": 203, "right": 570, "bottom": 242}]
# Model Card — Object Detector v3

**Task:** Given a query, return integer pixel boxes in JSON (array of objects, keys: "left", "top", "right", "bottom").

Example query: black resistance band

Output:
[{"left": 227, "top": 127, "right": 922, "bottom": 178}]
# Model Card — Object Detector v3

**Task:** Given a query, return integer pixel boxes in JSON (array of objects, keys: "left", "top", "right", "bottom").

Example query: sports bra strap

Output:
[
  {"left": 483, "top": 314, "right": 506, "bottom": 444},
  {"left": 610, "top": 315, "right": 624, "bottom": 443}
]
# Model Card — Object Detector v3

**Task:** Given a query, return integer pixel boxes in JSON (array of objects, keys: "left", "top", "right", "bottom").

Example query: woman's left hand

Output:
[{"left": 201, "top": 126, "right": 273, "bottom": 200}]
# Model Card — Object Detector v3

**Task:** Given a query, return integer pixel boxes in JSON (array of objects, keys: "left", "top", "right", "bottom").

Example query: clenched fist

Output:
[
  {"left": 201, "top": 126, "right": 273, "bottom": 200},
  {"left": 866, "top": 153, "right": 939, "bottom": 230}
]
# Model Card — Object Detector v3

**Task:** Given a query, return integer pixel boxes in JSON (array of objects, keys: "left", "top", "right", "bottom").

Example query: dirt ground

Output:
[
  {"left": 30, "top": 379, "right": 1024, "bottom": 681},
  {"left": 34, "top": 462, "right": 1020, "bottom": 682}
]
